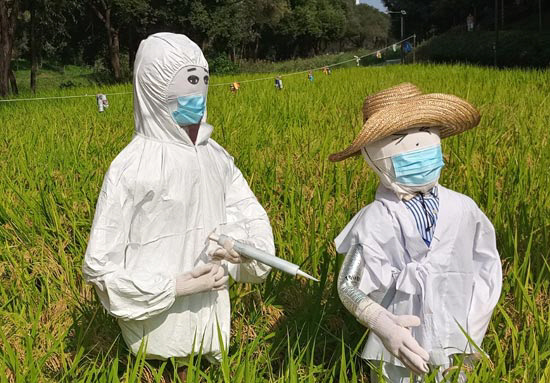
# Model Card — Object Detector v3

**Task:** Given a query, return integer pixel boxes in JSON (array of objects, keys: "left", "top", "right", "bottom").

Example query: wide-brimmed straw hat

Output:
[{"left": 328, "top": 83, "right": 481, "bottom": 162}]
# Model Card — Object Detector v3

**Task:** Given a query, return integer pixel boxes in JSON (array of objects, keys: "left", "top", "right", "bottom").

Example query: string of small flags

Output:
[
  {"left": 213, "top": 35, "right": 415, "bottom": 93},
  {"left": 0, "top": 35, "right": 415, "bottom": 109}
]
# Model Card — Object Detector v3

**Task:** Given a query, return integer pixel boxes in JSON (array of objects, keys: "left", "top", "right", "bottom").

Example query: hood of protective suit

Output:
[
  {"left": 83, "top": 33, "right": 274, "bottom": 362},
  {"left": 133, "top": 32, "right": 210, "bottom": 145},
  {"left": 361, "top": 127, "right": 443, "bottom": 200}
]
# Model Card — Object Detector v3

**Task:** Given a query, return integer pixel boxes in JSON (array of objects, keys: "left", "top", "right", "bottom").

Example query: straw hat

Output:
[{"left": 329, "top": 83, "right": 481, "bottom": 162}]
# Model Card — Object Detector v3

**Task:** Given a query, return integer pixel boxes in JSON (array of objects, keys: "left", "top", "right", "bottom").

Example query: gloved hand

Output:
[
  {"left": 175, "top": 263, "right": 228, "bottom": 296},
  {"left": 210, "top": 237, "right": 251, "bottom": 264},
  {"left": 357, "top": 300, "right": 430, "bottom": 375}
]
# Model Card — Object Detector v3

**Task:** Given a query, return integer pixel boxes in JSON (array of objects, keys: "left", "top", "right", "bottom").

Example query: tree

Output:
[
  {"left": 90, "top": 0, "right": 122, "bottom": 81},
  {"left": 24, "top": 0, "right": 71, "bottom": 93},
  {"left": 245, "top": 0, "right": 289, "bottom": 58},
  {"left": 0, "top": 0, "right": 19, "bottom": 96},
  {"left": 3, "top": 0, "right": 397, "bottom": 89},
  {"left": 316, "top": 0, "right": 348, "bottom": 52},
  {"left": 89, "top": 0, "right": 149, "bottom": 82},
  {"left": 349, "top": 4, "right": 390, "bottom": 48}
]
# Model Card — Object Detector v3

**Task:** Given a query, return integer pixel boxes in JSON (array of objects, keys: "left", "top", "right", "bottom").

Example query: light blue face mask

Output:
[
  {"left": 391, "top": 145, "right": 444, "bottom": 185},
  {"left": 172, "top": 95, "right": 206, "bottom": 126}
]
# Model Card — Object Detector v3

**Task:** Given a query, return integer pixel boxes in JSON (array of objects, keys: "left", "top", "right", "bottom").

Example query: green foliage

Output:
[
  {"left": 12, "top": 64, "right": 98, "bottom": 94},
  {"left": 346, "top": 5, "right": 390, "bottom": 48},
  {"left": 209, "top": 55, "right": 240, "bottom": 75},
  {"left": 415, "top": 30, "right": 550, "bottom": 68},
  {"left": 16, "top": 0, "right": 73, "bottom": 61},
  {"left": 11, "top": 0, "right": 390, "bottom": 72},
  {"left": 0, "top": 64, "right": 549, "bottom": 382}
]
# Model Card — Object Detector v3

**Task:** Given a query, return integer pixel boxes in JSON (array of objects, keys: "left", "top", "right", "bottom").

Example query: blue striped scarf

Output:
[{"left": 403, "top": 187, "right": 439, "bottom": 246}]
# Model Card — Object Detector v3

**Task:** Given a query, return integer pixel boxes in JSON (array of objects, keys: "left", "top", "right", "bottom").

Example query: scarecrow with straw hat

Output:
[{"left": 332, "top": 83, "right": 502, "bottom": 382}]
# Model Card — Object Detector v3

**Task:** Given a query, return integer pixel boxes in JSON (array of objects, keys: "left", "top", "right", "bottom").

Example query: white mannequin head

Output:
[
  {"left": 166, "top": 65, "right": 209, "bottom": 127},
  {"left": 361, "top": 127, "right": 444, "bottom": 200}
]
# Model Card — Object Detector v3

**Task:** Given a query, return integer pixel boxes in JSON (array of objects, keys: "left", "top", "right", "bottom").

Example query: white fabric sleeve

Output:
[
  {"left": 358, "top": 239, "right": 397, "bottom": 296},
  {"left": 466, "top": 209, "right": 502, "bottom": 347},
  {"left": 338, "top": 245, "right": 429, "bottom": 374},
  {"left": 82, "top": 173, "right": 176, "bottom": 321},
  {"left": 334, "top": 203, "right": 398, "bottom": 297},
  {"left": 224, "top": 160, "right": 274, "bottom": 283}
]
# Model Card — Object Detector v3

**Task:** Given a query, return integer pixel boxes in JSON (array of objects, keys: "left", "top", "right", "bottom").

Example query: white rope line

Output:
[
  {"left": 0, "top": 91, "right": 132, "bottom": 102},
  {"left": 0, "top": 35, "right": 414, "bottom": 102}
]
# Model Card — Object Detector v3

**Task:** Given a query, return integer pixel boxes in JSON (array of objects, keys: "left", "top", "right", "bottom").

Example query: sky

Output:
[{"left": 358, "top": 0, "right": 388, "bottom": 13}]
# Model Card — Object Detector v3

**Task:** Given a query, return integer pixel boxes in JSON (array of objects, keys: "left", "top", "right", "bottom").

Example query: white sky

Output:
[{"left": 359, "top": 0, "right": 388, "bottom": 13}]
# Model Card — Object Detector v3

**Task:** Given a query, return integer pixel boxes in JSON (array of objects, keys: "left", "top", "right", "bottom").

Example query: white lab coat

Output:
[
  {"left": 335, "top": 185, "right": 502, "bottom": 367},
  {"left": 82, "top": 33, "right": 274, "bottom": 361}
]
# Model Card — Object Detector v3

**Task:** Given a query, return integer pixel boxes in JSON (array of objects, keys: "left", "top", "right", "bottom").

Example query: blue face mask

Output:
[
  {"left": 172, "top": 95, "right": 206, "bottom": 126},
  {"left": 391, "top": 145, "right": 444, "bottom": 185}
]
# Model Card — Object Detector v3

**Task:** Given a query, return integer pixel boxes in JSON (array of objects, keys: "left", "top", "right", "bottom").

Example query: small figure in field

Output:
[
  {"left": 230, "top": 81, "right": 240, "bottom": 93},
  {"left": 354, "top": 55, "right": 361, "bottom": 66},
  {"left": 330, "top": 83, "right": 502, "bottom": 383},
  {"left": 467, "top": 13, "right": 475, "bottom": 31},
  {"left": 96, "top": 93, "right": 109, "bottom": 112},
  {"left": 308, "top": 70, "right": 314, "bottom": 82},
  {"left": 275, "top": 76, "right": 283, "bottom": 90},
  {"left": 83, "top": 33, "right": 274, "bottom": 382}
]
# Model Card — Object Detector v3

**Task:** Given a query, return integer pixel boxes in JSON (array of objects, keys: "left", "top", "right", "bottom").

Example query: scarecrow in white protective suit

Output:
[
  {"left": 330, "top": 83, "right": 502, "bottom": 382},
  {"left": 82, "top": 33, "right": 274, "bottom": 382}
]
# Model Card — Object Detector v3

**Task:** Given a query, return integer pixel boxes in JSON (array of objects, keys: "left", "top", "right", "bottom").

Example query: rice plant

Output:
[{"left": 0, "top": 64, "right": 549, "bottom": 382}]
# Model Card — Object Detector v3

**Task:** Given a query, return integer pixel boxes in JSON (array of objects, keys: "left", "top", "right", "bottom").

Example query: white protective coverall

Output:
[
  {"left": 82, "top": 33, "right": 274, "bottom": 361},
  {"left": 335, "top": 184, "right": 502, "bottom": 368}
]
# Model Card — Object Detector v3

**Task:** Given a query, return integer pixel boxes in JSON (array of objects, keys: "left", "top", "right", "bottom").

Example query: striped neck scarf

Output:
[{"left": 403, "top": 187, "right": 439, "bottom": 246}]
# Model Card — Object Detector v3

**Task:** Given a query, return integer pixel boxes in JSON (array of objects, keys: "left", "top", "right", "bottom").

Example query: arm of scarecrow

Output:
[
  {"left": 223, "top": 158, "right": 274, "bottom": 283},
  {"left": 82, "top": 172, "right": 176, "bottom": 321},
  {"left": 466, "top": 208, "right": 503, "bottom": 349},
  {"left": 338, "top": 244, "right": 429, "bottom": 374}
]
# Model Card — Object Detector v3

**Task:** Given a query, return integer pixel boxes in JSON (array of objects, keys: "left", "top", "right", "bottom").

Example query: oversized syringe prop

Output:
[{"left": 208, "top": 233, "right": 319, "bottom": 282}]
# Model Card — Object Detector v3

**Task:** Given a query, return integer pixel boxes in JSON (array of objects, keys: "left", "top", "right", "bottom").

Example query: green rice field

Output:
[{"left": 0, "top": 64, "right": 549, "bottom": 382}]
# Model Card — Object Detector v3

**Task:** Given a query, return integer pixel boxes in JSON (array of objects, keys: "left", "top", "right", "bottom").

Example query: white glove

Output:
[
  {"left": 175, "top": 263, "right": 228, "bottom": 296},
  {"left": 210, "top": 237, "right": 251, "bottom": 264},
  {"left": 357, "top": 300, "right": 430, "bottom": 375}
]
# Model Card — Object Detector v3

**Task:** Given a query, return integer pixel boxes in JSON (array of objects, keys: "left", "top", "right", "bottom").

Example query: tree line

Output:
[
  {"left": 0, "top": 0, "right": 391, "bottom": 96},
  {"left": 1, "top": 0, "right": 543, "bottom": 97}
]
